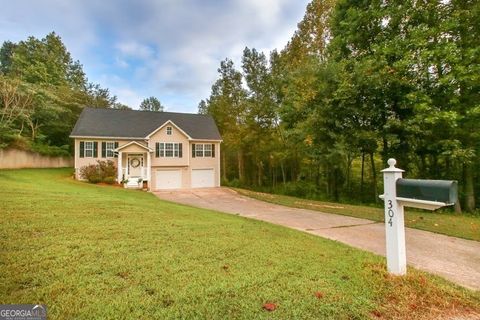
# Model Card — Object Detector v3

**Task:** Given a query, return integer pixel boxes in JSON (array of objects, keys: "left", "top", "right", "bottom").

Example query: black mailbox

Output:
[{"left": 396, "top": 179, "right": 457, "bottom": 205}]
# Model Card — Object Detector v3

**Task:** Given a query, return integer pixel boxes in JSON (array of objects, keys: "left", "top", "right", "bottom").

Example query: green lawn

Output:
[
  {"left": 235, "top": 189, "right": 480, "bottom": 242},
  {"left": 1, "top": 169, "right": 479, "bottom": 319}
]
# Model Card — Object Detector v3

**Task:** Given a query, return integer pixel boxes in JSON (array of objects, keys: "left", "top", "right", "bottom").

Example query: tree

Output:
[
  {"left": 241, "top": 48, "right": 274, "bottom": 185},
  {"left": 86, "top": 83, "right": 118, "bottom": 108},
  {"left": 0, "top": 41, "right": 17, "bottom": 75},
  {"left": 112, "top": 102, "right": 131, "bottom": 110},
  {"left": 199, "top": 0, "right": 479, "bottom": 210},
  {"left": 0, "top": 76, "right": 34, "bottom": 138},
  {"left": 0, "top": 32, "right": 120, "bottom": 154},
  {"left": 5, "top": 32, "right": 87, "bottom": 89},
  {"left": 139, "top": 96, "right": 164, "bottom": 112},
  {"left": 199, "top": 59, "right": 247, "bottom": 182}
]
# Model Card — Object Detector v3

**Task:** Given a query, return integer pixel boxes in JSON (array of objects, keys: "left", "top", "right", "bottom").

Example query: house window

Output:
[
  {"left": 174, "top": 143, "right": 180, "bottom": 157},
  {"left": 166, "top": 126, "right": 172, "bottom": 135},
  {"left": 195, "top": 144, "right": 204, "bottom": 157},
  {"left": 158, "top": 143, "right": 164, "bottom": 157},
  {"left": 84, "top": 141, "right": 94, "bottom": 157},
  {"left": 156, "top": 142, "right": 182, "bottom": 158},
  {"left": 204, "top": 144, "right": 212, "bottom": 157},
  {"left": 105, "top": 142, "right": 115, "bottom": 157},
  {"left": 165, "top": 143, "right": 174, "bottom": 157},
  {"left": 194, "top": 144, "right": 215, "bottom": 158},
  {"left": 101, "top": 141, "right": 118, "bottom": 158}
]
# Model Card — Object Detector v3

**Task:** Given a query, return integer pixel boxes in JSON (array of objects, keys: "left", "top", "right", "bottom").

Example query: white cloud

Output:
[
  {"left": 115, "top": 41, "right": 155, "bottom": 60},
  {"left": 114, "top": 57, "right": 129, "bottom": 68},
  {"left": 114, "top": 88, "right": 144, "bottom": 109},
  {"left": 0, "top": 0, "right": 310, "bottom": 112}
]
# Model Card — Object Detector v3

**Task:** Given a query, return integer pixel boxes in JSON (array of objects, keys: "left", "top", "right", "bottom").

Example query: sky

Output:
[{"left": 0, "top": 0, "right": 310, "bottom": 113}]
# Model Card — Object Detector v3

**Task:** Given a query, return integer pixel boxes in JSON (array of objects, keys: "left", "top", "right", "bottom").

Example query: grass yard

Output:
[
  {"left": 235, "top": 188, "right": 480, "bottom": 242},
  {"left": 1, "top": 169, "right": 479, "bottom": 319}
]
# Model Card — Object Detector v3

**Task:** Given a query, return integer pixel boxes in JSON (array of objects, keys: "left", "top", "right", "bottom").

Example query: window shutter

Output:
[
  {"left": 93, "top": 142, "right": 98, "bottom": 157},
  {"left": 114, "top": 142, "right": 119, "bottom": 157},
  {"left": 79, "top": 141, "right": 84, "bottom": 158},
  {"left": 212, "top": 144, "right": 215, "bottom": 157},
  {"left": 192, "top": 143, "right": 195, "bottom": 158},
  {"left": 179, "top": 143, "right": 183, "bottom": 158},
  {"left": 102, "top": 142, "right": 106, "bottom": 158},
  {"left": 155, "top": 142, "right": 159, "bottom": 158}
]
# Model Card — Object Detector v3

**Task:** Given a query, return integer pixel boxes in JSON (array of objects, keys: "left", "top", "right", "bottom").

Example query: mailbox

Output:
[
  {"left": 380, "top": 158, "right": 459, "bottom": 276},
  {"left": 396, "top": 179, "right": 457, "bottom": 205}
]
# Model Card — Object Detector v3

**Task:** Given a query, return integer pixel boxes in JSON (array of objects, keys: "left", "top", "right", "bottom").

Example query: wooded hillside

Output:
[
  {"left": 0, "top": 32, "right": 126, "bottom": 156},
  {"left": 199, "top": 0, "right": 480, "bottom": 211}
]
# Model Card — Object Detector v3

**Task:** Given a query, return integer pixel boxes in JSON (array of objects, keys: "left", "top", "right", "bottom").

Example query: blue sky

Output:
[{"left": 0, "top": 0, "right": 309, "bottom": 113}]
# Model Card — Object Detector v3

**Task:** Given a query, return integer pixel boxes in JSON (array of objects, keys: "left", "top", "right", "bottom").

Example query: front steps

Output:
[{"left": 124, "top": 177, "right": 143, "bottom": 189}]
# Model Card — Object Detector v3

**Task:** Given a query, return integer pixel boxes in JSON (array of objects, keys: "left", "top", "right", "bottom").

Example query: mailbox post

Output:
[
  {"left": 380, "top": 158, "right": 457, "bottom": 276},
  {"left": 381, "top": 158, "right": 407, "bottom": 275}
]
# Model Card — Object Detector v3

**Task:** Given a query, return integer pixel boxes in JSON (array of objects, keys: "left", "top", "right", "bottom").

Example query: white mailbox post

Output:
[
  {"left": 381, "top": 158, "right": 406, "bottom": 275},
  {"left": 379, "top": 158, "right": 457, "bottom": 276}
]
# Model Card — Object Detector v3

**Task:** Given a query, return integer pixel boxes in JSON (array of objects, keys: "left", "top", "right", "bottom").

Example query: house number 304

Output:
[{"left": 387, "top": 200, "right": 394, "bottom": 227}]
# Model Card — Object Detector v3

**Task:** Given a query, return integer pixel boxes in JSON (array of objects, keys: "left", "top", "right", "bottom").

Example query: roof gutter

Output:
[{"left": 70, "top": 135, "right": 222, "bottom": 142}]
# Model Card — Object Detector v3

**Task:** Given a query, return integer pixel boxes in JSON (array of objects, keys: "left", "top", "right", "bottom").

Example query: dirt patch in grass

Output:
[{"left": 364, "top": 262, "right": 480, "bottom": 319}]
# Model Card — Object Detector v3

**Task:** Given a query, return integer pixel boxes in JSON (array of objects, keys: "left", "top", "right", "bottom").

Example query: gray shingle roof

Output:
[{"left": 70, "top": 107, "right": 222, "bottom": 140}]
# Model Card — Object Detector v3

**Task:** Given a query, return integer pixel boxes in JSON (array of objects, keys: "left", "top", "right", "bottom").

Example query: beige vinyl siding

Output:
[{"left": 149, "top": 125, "right": 189, "bottom": 167}]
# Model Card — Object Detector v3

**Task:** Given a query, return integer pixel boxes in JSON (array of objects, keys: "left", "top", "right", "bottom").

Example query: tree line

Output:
[
  {"left": 0, "top": 32, "right": 164, "bottom": 156},
  {"left": 199, "top": 0, "right": 479, "bottom": 212}
]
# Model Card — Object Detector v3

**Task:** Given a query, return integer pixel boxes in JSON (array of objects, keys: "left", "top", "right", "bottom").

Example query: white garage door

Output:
[
  {"left": 191, "top": 169, "right": 215, "bottom": 188},
  {"left": 156, "top": 170, "right": 182, "bottom": 190}
]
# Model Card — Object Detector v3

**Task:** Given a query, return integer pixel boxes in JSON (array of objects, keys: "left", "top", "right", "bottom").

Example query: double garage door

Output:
[{"left": 155, "top": 168, "right": 215, "bottom": 190}]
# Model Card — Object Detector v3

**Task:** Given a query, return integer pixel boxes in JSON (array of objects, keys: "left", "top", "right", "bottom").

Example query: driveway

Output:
[{"left": 154, "top": 187, "right": 480, "bottom": 291}]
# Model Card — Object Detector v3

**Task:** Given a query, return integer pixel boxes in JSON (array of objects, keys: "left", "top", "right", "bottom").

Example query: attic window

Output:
[{"left": 166, "top": 126, "right": 172, "bottom": 135}]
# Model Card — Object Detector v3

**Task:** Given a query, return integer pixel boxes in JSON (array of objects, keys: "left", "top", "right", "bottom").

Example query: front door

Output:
[{"left": 128, "top": 154, "right": 144, "bottom": 177}]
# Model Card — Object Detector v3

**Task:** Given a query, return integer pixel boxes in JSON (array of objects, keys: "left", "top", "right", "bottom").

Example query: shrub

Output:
[
  {"left": 97, "top": 160, "right": 116, "bottom": 180},
  {"left": 80, "top": 160, "right": 117, "bottom": 184},
  {"left": 281, "top": 181, "right": 318, "bottom": 198},
  {"left": 103, "top": 176, "right": 116, "bottom": 184},
  {"left": 80, "top": 164, "right": 101, "bottom": 183},
  {"left": 224, "top": 178, "right": 242, "bottom": 188}
]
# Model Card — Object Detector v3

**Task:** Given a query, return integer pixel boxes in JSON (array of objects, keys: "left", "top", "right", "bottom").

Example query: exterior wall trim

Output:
[
  {"left": 70, "top": 135, "right": 146, "bottom": 140},
  {"left": 190, "top": 139, "right": 223, "bottom": 142},
  {"left": 70, "top": 136, "right": 223, "bottom": 142},
  {"left": 115, "top": 140, "right": 153, "bottom": 152}
]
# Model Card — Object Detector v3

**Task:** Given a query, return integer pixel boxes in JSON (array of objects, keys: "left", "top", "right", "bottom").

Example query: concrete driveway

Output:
[{"left": 154, "top": 187, "right": 480, "bottom": 291}]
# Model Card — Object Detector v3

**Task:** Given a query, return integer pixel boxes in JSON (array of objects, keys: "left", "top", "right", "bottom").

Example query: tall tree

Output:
[
  {"left": 4, "top": 32, "right": 87, "bottom": 89},
  {"left": 139, "top": 96, "right": 164, "bottom": 112},
  {"left": 200, "top": 59, "right": 247, "bottom": 182},
  {"left": 0, "top": 32, "right": 119, "bottom": 153},
  {"left": 199, "top": 0, "right": 479, "bottom": 210},
  {"left": 0, "top": 76, "right": 34, "bottom": 141}
]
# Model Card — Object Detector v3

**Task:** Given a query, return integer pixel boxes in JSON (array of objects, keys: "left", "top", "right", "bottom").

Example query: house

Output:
[{"left": 70, "top": 107, "right": 222, "bottom": 190}]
